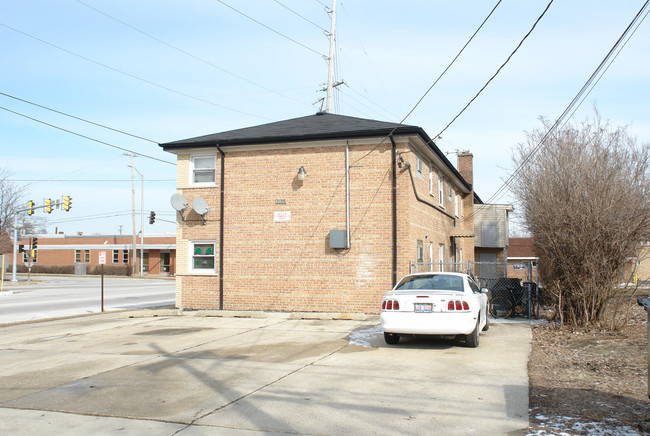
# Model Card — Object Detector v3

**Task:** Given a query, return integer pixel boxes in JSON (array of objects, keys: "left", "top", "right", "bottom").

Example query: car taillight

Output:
[
  {"left": 447, "top": 300, "right": 470, "bottom": 311},
  {"left": 382, "top": 299, "right": 399, "bottom": 310}
]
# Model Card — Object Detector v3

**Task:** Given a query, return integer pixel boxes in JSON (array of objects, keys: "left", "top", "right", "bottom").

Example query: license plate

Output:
[{"left": 414, "top": 303, "right": 433, "bottom": 313}]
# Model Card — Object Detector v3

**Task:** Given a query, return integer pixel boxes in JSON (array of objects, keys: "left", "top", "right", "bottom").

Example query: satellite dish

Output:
[
  {"left": 171, "top": 193, "right": 189, "bottom": 212},
  {"left": 193, "top": 197, "right": 210, "bottom": 224},
  {"left": 170, "top": 193, "right": 189, "bottom": 222},
  {"left": 193, "top": 197, "right": 210, "bottom": 215}
]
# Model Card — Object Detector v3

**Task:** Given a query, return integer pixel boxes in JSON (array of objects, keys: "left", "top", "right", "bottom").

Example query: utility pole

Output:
[
  {"left": 129, "top": 153, "right": 137, "bottom": 276},
  {"left": 325, "top": 0, "right": 336, "bottom": 113}
]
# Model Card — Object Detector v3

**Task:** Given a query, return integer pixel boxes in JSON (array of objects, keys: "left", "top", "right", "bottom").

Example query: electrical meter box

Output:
[{"left": 329, "top": 230, "right": 347, "bottom": 249}]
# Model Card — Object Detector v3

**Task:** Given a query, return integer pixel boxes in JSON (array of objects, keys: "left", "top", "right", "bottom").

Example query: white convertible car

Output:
[{"left": 380, "top": 272, "right": 490, "bottom": 347}]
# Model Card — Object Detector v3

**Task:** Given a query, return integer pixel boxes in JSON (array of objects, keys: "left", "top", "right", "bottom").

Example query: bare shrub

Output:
[{"left": 513, "top": 112, "right": 650, "bottom": 328}]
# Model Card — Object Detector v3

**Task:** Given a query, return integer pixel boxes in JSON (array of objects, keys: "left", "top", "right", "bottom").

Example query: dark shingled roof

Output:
[
  {"left": 159, "top": 112, "right": 423, "bottom": 148},
  {"left": 159, "top": 112, "right": 472, "bottom": 192}
]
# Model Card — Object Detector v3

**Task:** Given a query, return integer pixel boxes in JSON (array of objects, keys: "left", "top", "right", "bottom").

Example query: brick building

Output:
[
  {"left": 160, "top": 113, "right": 477, "bottom": 313},
  {"left": 11, "top": 233, "right": 176, "bottom": 276}
]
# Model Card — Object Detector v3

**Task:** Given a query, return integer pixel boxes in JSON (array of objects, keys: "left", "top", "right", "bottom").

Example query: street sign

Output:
[{"left": 98, "top": 251, "right": 106, "bottom": 265}]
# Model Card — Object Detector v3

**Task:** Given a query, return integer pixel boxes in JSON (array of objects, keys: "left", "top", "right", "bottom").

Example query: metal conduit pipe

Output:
[{"left": 216, "top": 144, "right": 225, "bottom": 310}]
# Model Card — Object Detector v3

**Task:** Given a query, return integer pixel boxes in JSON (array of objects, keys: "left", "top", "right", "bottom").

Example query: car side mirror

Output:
[{"left": 481, "top": 288, "right": 489, "bottom": 294}]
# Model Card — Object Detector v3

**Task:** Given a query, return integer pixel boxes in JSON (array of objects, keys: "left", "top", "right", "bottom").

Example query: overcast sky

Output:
[{"left": 2, "top": 0, "right": 649, "bottom": 236}]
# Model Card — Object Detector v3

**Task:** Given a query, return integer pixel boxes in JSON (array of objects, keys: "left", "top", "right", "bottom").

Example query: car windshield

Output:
[{"left": 395, "top": 274, "right": 464, "bottom": 292}]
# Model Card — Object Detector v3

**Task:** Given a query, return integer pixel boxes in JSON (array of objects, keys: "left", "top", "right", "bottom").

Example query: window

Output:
[
  {"left": 454, "top": 190, "right": 459, "bottom": 216},
  {"left": 429, "top": 163, "right": 434, "bottom": 196},
  {"left": 459, "top": 247, "right": 463, "bottom": 264},
  {"left": 123, "top": 250, "right": 129, "bottom": 264},
  {"left": 191, "top": 155, "right": 216, "bottom": 185},
  {"left": 438, "top": 244, "right": 444, "bottom": 271},
  {"left": 143, "top": 252, "right": 149, "bottom": 272},
  {"left": 112, "top": 250, "right": 119, "bottom": 263},
  {"left": 160, "top": 252, "right": 170, "bottom": 273},
  {"left": 416, "top": 153, "right": 423, "bottom": 178},
  {"left": 191, "top": 241, "right": 216, "bottom": 272},
  {"left": 460, "top": 194, "right": 464, "bottom": 216},
  {"left": 481, "top": 222, "right": 500, "bottom": 246},
  {"left": 448, "top": 182, "right": 453, "bottom": 202},
  {"left": 416, "top": 240, "right": 424, "bottom": 262},
  {"left": 85, "top": 250, "right": 90, "bottom": 263},
  {"left": 75, "top": 249, "right": 81, "bottom": 263},
  {"left": 438, "top": 172, "right": 444, "bottom": 206}
]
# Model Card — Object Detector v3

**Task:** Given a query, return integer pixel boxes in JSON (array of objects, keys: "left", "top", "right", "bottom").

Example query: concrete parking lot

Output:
[{"left": 0, "top": 310, "right": 530, "bottom": 435}]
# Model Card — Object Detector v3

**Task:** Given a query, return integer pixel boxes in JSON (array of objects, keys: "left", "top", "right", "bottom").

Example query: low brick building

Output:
[
  {"left": 12, "top": 233, "right": 176, "bottom": 276},
  {"left": 160, "top": 113, "right": 477, "bottom": 313}
]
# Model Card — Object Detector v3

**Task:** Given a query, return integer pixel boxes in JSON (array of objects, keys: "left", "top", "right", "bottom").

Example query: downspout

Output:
[
  {"left": 216, "top": 144, "right": 225, "bottom": 310},
  {"left": 390, "top": 135, "right": 398, "bottom": 287},
  {"left": 345, "top": 141, "right": 350, "bottom": 249}
]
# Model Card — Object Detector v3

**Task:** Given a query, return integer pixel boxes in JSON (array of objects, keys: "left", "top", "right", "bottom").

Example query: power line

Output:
[
  {"left": 434, "top": 0, "right": 554, "bottom": 139},
  {"left": 402, "top": 0, "right": 503, "bottom": 126},
  {"left": 0, "top": 22, "right": 271, "bottom": 120},
  {"left": 272, "top": 0, "right": 328, "bottom": 32},
  {"left": 74, "top": 0, "right": 312, "bottom": 109},
  {"left": 8, "top": 179, "right": 175, "bottom": 182},
  {"left": 470, "top": 0, "right": 650, "bottom": 219},
  {"left": 214, "top": 0, "right": 326, "bottom": 57},
  {"left": 0, "top": 91, "right": 159, "bottom": 144},
  {"left": 0, "top": 105, "right": 176, "bottom": 166},
  {"left": 349, "top": 0, "right": 503, "bottom": 166}
]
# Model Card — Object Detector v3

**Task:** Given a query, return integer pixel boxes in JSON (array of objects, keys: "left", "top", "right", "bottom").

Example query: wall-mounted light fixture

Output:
[{"left": 297, "top": 166, "right": 307, "bottom": 181}]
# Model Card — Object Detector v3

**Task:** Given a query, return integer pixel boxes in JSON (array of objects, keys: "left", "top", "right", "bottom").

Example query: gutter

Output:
[{"left": 216, "top": 144, "right": 225, "bottom": 310}]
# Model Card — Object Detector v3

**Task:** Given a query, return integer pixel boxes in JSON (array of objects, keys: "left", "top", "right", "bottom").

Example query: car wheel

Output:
[
  {"left": 465, "top": 319, "right": 480, "bottom": 348},
  {"left": 482, "top": 313, "right": 490, "bottom": 331},
  {"left": 384, "top": 332, "right": 400, "bottom": 345}
]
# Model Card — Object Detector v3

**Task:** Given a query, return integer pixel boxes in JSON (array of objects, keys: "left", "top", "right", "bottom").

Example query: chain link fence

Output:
[{"left": 408, "top": 260, "right": 540, "bottom": 318}]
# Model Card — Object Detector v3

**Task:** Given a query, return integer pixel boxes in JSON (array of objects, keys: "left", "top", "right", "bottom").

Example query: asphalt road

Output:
[
  {"left": 0, "top": 310, "right": 531, "bottom": 435},
  {"left": 0, "top": 275, "right": 175, "bottom": 324}
]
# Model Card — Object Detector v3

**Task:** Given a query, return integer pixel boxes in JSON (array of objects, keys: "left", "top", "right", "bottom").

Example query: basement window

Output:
[{"left": 190, "top": 241, "right": 216, "bottom": 273}]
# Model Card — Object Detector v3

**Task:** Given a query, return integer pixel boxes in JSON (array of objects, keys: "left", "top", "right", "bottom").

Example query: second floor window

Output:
[{"left": 191, "top": 155, "right": 216, "bottom": 185}]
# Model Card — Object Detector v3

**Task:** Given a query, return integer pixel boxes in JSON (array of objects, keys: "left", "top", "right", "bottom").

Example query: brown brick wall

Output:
[{"left": 174, "top": 138, "right": 475, "bottom": 314}]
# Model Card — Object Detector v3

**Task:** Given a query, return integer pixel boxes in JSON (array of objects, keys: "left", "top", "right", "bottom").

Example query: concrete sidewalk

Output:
[{"left": 0, "top": 310, "right": 531, "bottom": 435}]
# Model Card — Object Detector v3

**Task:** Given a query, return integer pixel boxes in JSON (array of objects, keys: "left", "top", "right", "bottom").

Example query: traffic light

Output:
[
  {"left": 28, "top": 200, "right": 34, "bottom": 216},
  {"left": 30, "top": 249, "right": 36, "bottom": 258},
  {"left": 45, "top": 198, "right": 53, "bottom": 213},
  {"left": 32, "top": 237, "right": 38, "bottom": 250},
  {"left": 149, "top": 211, "right": 156, "bottom": 224},
  {"left": 63, "top": 196, "right": 72, "bottom": 211}
]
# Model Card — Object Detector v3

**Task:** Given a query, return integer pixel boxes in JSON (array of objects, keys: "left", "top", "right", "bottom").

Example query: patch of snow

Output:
[
  {"left": 527, "top": 415, "right": 644, "bottom": 436},
  {"left": 349, "top": 324, "right": 382, "bottom": 347}
]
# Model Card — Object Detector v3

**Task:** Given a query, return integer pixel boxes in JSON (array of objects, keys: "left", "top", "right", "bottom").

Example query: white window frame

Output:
[
  {"left": 190, "top": 154, "right": 217, "bottom": 186},
  {"left": 189, "top": 240, "right": 217, "bottom": 274},
  {"left": 454, "top": 190, "right": 459, "bottom": 217},
  {"left": 416, "top": 239, "right": 424, "bottom": 262},
  {"left": 438, "top": 172, "right": 444, "bottom": 207},
  {"left": 438, "top": 244, "right": 445, "bottom": 271},
  {"left": 112, "top": 249, "right": 119, "bottom": 263},
  {"left": 429, "top": 163, "right": 434, "bottom": 196},
  {"left": 416, "top": 153, "right": 423, "bottom": 178},
  {"left": 460, "top": 194, "right": 464, "bottom": 216},
  {"left": 448, "top": 182, "right": 453, "bottom": 202},
  {"left": 122, "top": 250, "right": 129, "bottom": 264},
  {"left": 75, "top": 249, "right": 81, "bottom": 263}
]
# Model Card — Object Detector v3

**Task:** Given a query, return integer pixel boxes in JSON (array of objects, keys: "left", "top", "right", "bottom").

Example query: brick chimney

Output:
[{"left": 457, "top": 151, "right": 473, "bottom": 187}]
